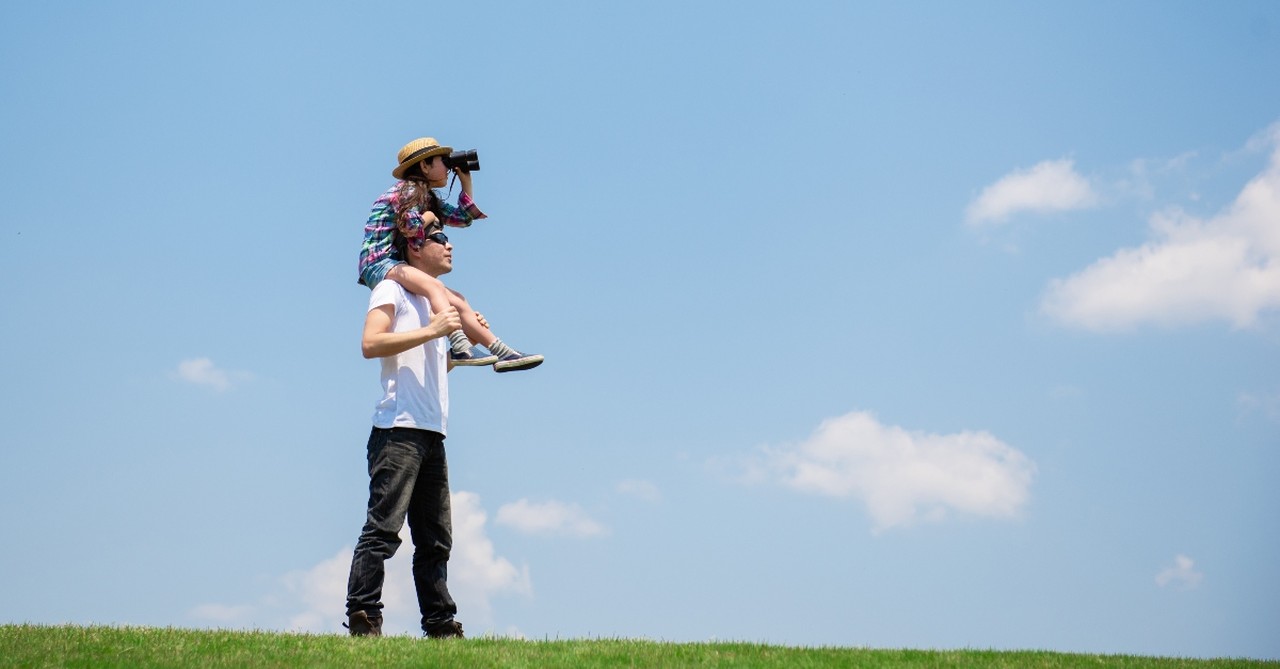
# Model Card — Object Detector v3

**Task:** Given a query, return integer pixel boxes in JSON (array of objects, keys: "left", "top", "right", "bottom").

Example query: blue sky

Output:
[{"left": 2, "top": 0, "right": 1278, "bottom": 660}]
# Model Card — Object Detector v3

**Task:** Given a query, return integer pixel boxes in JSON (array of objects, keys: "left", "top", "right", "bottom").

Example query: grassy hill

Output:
[{"left": 1, "top": 625, "right": 1274, "bottom": 668}]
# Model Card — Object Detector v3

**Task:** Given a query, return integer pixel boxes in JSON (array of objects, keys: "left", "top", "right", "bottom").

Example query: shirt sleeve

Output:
[
  {"left": 437, "top": 191, "right": 487, "bottom": 229},
  {"left": 397, "top": 206, "right": 431, "bottom": 243},
  {"left": 368, "top": 280, "right": 399, "bottom": 313}
]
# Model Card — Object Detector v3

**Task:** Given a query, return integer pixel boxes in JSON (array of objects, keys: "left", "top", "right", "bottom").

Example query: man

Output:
[{"left": 345, "top": 226, "right": 466, "bottom": 639}]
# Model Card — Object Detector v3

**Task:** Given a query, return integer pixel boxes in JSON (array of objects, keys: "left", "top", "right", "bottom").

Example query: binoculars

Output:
[{"left": 444, "top": 149, "right": 480, "bottom": 172}]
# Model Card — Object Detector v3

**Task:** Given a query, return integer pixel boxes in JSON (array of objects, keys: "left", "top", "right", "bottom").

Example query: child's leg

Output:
[
  {"left": 383, "top": 264, "right": 492, "bottom": 363},
  {"left": 447, "top": 289, "right": 498, "bottom": 347},
  {"left": 385, "top": 264, "right": 454, "bottom": 315},
  {"left": 447, "top": 289, "right": 543, "bottom": 372}
]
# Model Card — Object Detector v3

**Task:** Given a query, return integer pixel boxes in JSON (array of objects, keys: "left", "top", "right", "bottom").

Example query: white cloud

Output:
[
  {"left": 1238, "top": 390, "right": 1280, "bottom": 423},
  {"left": 189, "top": 490, "right": 530, "bottom": 636},
  {"left": 966, "top": 159, "right": 1098, "bottom": 226},
  {"left": 616, "top": 479, "right": 662, "bottom": 503},
  {"left": 746, "top": 410, "right": 1035, "bottom": 532},
  {"left": 495, "top": 499, "right": 608, "bottom": 537},
  {"left": 1118, "top": 152, "right": 1198, "bottom": 202},
  {"left": 1042, "top": 126, "right": 1280, "bottom": 331},
  {"left": 1048, "top": 384, "right": 1085, "bottom": 400},
  {"left": 175, "top": 358, "right": 252, "bottom": 392},
  {"left": 278, "top": 546, "right": 354, "bottom": 633},
  {"left": 1156, "top": 554, "right": 1204, "bottom": 590},
  {"left": 449, "top": 491, "right": 535, "bottom": 620}
]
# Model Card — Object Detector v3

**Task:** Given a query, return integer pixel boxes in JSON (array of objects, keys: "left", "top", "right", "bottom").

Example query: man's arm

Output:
[{"left": 361, "top": 303, "right": 461, "bottom": 359}]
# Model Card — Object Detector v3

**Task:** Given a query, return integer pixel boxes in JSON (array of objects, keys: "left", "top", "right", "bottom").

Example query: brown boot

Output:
[
  {"left": 424, "top": 620, "right": 464, "bottom": 639},
  {"left": 345, "top": 610, "right": 383, "bottom": 637}
]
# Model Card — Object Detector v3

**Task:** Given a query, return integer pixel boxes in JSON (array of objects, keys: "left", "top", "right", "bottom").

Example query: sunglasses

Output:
[{"left": 424, "top": 231, "right": 449, "bottom": 245}]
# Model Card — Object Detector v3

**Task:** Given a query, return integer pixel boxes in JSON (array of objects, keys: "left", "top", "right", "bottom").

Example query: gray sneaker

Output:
[
  {"left": 493, "top": 351, "right": 544, "bottom": 373},
  {"left": 450, "top": 345, "right": 499, "bottom": 366}
]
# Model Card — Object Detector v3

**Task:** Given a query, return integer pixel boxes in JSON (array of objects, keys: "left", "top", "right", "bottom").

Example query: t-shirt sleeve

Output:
[
  {"left": 437, "top": 191, "right": 487, "bottom": 228},
  {"left": 368, "top": 280, "right": 401, "bottom": 314}
]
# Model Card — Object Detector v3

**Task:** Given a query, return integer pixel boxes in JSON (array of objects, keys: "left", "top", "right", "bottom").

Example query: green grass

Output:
[{"left": 0, "top": 625, "right": 1273, "bottom": 669}]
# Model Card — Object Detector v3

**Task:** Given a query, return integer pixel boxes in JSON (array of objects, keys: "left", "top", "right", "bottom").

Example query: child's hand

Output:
[
  {"left": 420, "top": 211, "right": 440, "bottom": 228},
  {"left": 473, "top": 312, "right": 490, "bottom": 330},
  {"left": 455, "top": 168, "right": 474, "bottom": 196}
]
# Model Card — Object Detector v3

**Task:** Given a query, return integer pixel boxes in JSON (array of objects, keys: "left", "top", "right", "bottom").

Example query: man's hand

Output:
[
  {"left": 473, "top": 312, "right": 490, "bottom": 330},
  {"left": 429, "top": 306, "right": 462, "bottom": 337}
]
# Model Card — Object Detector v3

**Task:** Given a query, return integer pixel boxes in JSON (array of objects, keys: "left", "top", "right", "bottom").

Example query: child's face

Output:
[{"left": 420, "top": 156, "right": 449, "bottom": 187}]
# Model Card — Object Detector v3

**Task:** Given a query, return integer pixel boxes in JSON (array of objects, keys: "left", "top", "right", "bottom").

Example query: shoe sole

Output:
[
  {"left": 451, "top": 357, "right": 499, "bottom": 366},
  {"left": 494, "top": 355, "right": 544, "bottom": 373}
]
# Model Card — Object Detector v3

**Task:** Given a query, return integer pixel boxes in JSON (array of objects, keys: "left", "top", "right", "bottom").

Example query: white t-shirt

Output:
[{"left": 368, "top": 280, "right": 448, "bottom": 435}]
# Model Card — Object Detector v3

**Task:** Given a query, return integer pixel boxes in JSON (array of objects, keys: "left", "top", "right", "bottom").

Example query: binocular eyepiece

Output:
[{"left": 444, "top": 149, "right": 480, "bottom": 172}]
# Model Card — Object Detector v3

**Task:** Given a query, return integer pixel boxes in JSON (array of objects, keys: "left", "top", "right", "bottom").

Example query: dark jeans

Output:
[{"left": 345, "top": 426, "right": 456, "bottom": 631}]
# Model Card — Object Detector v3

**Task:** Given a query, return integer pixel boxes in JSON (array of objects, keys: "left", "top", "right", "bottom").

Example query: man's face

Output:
[
  {"left": 419, "top": 156, "right": 449, "bottom": 188},
  {"left": 410, "top": 230, "right": 453, "bottom": 277}
]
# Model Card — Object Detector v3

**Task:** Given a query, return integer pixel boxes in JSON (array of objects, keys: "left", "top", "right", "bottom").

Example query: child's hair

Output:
[
  {"left": 394, "top": 170, "right": 442, "bottom": 231},
  {"left": 391, "top": 229, "right": 409, "bottom": 260}
]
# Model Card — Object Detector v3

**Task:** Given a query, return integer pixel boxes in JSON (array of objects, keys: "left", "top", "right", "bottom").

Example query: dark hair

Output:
[
  {"left": 391, "top": 229, "right": 409, "bottom": 260},
  {"left": 394, "top": 159, "right": 444, "bottom": 231}
]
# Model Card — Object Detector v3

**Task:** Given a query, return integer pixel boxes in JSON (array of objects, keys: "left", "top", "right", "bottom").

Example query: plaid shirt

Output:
[{"left": 357, "top": 183, "right": 486, "bottom": 284}]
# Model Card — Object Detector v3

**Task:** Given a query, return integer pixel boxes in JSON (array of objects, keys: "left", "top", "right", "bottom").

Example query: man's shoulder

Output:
[
  {"left": 368, "top": 279, "right": 408, "bottom": 309},
  {"left": 369, "top": 279, "right": 432, "bottom": 316}
]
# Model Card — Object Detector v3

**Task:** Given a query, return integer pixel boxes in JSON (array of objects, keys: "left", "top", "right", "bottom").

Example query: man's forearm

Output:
[{"left": 362, "top": 327, "right": 447, "bottom": 359}]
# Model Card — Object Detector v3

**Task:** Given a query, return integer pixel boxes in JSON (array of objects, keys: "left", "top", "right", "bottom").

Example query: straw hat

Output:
[{"left": 392, "top": 137, "right": 453, "bottom": 179}]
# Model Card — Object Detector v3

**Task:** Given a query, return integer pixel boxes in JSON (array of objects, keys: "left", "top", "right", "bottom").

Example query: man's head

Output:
[{"left": 394, "top": 228, "right": 453, "bottom": 278}]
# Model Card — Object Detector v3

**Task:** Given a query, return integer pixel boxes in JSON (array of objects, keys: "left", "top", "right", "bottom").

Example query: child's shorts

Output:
[{"left": 359, "top": 257, "right": 404, "bottom": 290}]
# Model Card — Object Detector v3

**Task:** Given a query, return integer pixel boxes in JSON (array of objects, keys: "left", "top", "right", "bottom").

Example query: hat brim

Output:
[{"left": 392, "top": 145, "right": 453, "bottom": 179}]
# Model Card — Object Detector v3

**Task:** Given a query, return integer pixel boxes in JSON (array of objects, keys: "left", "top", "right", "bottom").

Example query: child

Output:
[{"left": 358, "top": 137, "right": 542, "bottom": 373}]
